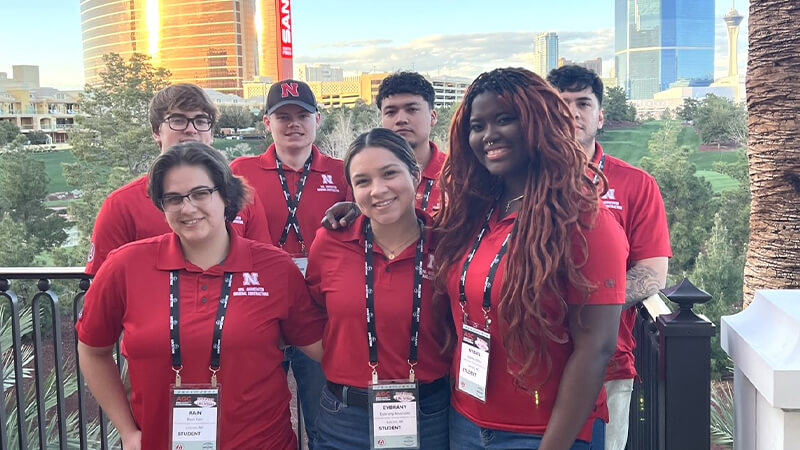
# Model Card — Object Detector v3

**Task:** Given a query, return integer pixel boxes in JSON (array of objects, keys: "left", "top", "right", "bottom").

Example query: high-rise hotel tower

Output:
[{"left": 80, "top": 0, "right": 293, "bottom": 95}]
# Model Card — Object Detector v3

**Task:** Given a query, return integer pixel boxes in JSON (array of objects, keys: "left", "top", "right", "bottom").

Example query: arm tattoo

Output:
[{"left": 625, "top": 265, "right": 661, "bottom": 307}]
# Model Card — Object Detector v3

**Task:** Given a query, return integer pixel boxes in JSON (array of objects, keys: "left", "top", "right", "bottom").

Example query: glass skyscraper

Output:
[{"left": 615, "top": 0, "right": 714, "bottom": 99}]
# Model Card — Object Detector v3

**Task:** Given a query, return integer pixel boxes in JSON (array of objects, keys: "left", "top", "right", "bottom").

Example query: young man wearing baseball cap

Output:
[{"left": 230, "top": 79, "right": 349, "bottom": 449}]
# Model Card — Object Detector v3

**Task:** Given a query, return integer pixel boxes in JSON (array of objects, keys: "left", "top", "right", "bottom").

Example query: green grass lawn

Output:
[
  {"left": 32, "top": 151, "right": 77, "bottom": 193},
  {"left": 598, "top": 120, "right": 740, "bottom": 192}
]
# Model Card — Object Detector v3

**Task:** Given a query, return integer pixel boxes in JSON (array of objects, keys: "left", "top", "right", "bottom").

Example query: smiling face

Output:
[
  {"left": 153, "top": 108, "right": 214, "bottom": 152},
  {"left": 162, "top": 164, "right": 227, "bottom": 247},
  {"left": 467, "top": 92, "right": 530, "bottom": 180},
  {"left": 264, "top": 104, "right": 320, "bottom": 155},
  {"left": 348, "top": 145, "right": 419, "bottom": 227},
  {"left": 379, "top": 93, "right": 437, "bottom": 151},
  {"left": 559, "top": 86, "right": 604, "bottom": 155}
]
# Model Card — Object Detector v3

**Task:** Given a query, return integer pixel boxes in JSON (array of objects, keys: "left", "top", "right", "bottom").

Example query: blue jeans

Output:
[
  {"left": 449, "top": 407, "right": 605, "bottom": 449},
  {"left": 284, "top": 346, "right": 326, "bottom": 449},
  {"left": 315, "top": 381, "right": 450, "bottom": 449}
]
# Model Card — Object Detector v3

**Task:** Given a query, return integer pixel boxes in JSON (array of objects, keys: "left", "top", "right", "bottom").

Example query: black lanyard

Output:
[
  {"left": 364, "top": 218, "right": 425, "bottom": 382},
  {"left": 458, "top": 206, "right": 516, "bottom": 329},
  {"left": 592, "top": 152, "right": 606, "bottom": 185},
  {"left": 276, "top": 153, "right": 313, "bottom": 253},
  {"left": 169, "top": 270, "right": 233, "bottom": 387},
  {"left": 419, "top": 179, "right": 435, "bottom": 210}
]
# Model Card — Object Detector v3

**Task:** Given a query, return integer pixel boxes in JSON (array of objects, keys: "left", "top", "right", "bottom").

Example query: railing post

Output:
[
  {"left": 0, "top": 277, "right": 30, "bottom": 450},
  {"left": 658, "top": 278, "right": 715, "bottom": 450}
]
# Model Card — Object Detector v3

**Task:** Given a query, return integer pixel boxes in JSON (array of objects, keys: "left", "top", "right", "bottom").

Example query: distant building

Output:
[
  {"left": 0, "top": 65, "right": 41, "bottom": 90},
  {"left": 630, "top": 85, "right": 738, "bottom": 119},
  {"left": 296, "top": 64, "right": 344, "bottom": 82},
  {"left": 533, "top": 32, "right": 559, "bottom": 77},
  {"left": 429, "top": 75, "right": 470, "bottom": 109},
  {"left": 558, "top": 57, "right": 603, "bottom": 75},
  {"left": 0, "top": 86, "right": 80, "bottom": 145},
  {"left": 80, "top": 0, "right": 294, "bottom": 96},
  {"left": 710, "top": 5, "right": 745, "bottom": 101},
  {"left": 615, "top": 0, "right": 714, "bottom": 99}
]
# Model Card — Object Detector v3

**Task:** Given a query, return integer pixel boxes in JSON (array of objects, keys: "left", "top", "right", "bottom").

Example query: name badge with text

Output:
[
  {"left": 291, "top": 256, "right": 309, "bottom": 277},
  {"left": 457, "top": 322, "right": 491, "bottom": 402},
  {"left": 170, "top": 385, "right": 220, "bottom": 450},
  {"left": 368, "top": 381, "right": 420, "bottom": 449}
]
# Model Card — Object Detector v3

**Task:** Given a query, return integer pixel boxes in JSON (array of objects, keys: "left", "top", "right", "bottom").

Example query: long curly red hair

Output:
[{"left": 434, "top": 68, "right": 606, "bottom": 391}]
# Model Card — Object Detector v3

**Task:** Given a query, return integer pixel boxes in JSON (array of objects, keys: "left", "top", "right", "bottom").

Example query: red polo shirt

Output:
[
  {"left": 77, "top": 231, "right": 325, "bottom": 450},
  {"left": 416, "top": 142, "right": 446, "bottom": 214},
  {"left": 230, "top": 145, "right": 350, "bottom": 255},
  {"left": 306, "top": 212, "right": 450, "bottom": 387},
  {"left": 593, "top": 143, "right": 672, "bottom": 381},
  {"left": 85, "top": 176, "right": 271, "bottom": 275},
  {"left": 447, "top": 206, "right": 628, "bottom": 442}
]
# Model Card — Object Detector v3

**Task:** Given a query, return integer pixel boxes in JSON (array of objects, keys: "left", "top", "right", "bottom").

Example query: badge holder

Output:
[
  {"left": 289, "top": 251, "right": 308, "bottom": 277},
  {"left": 457, "top": 316, "right": 491, "bottom": 403},
  {"left": 368, "top": 364, "right": 420, "bottom": 450},
  {"left": 169, "top": 367, "right": 222, "bottom": 450}
]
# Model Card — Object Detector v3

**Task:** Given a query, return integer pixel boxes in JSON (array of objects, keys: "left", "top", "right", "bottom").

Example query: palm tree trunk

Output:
[{"left": 743, "top": 0, "right": 800, "bottom": 306}]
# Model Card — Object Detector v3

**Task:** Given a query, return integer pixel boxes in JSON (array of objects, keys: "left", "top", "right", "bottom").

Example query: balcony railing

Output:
[
  {"left": 627, "top": 279, "right": 715, "bottom": 450},
  {"left": 2, "top": 268, "right": 713, "bottom": 449},
  {"left": 0, "top": 267, "right": 307, "bottom": 450}
]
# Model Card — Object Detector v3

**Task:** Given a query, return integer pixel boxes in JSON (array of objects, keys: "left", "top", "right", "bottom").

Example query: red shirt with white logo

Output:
[
  {"left": 447, "top": 206, "right": 628, "bottom": 442},
  {"left": 593, "top": 143, "right": 672, "bottom": 381},
  {"left": 85, "top": 176, "right": 271, "bottom": 275},
  {"left": 77, "top": 231, "right": 325, "bottom": 450},
  {"left": 416, "top": 142, "right": 446, "bottom": 214},
  {"left": 306, "top": 212, "right": 451, "bottom": 387},
  {"left": 230, "top": 145, "right": 350, "bottom": 255}
]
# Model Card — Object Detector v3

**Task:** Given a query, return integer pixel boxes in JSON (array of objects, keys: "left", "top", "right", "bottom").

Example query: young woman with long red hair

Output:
[{"left": 435, "top": 67, "right": 628, "bottom": 449}]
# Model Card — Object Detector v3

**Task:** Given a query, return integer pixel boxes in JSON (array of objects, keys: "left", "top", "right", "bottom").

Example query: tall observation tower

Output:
[{"left": 724, "top": 3, "right": 745, "bottom": 79}]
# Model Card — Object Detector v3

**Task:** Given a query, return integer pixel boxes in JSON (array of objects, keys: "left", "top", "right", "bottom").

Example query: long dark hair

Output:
[{"left": 434, "top": 68, "right": 605, "bottom": 391}]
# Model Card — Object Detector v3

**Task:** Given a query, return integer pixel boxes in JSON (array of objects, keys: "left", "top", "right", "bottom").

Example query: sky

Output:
[{"left": 0, "top": 1, "right": 749, "bottom": 90}]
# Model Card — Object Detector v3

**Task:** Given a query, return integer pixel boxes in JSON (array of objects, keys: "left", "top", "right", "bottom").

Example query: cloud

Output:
[{"left": 296, "top": 30, "right": 615, "bottom": 79}]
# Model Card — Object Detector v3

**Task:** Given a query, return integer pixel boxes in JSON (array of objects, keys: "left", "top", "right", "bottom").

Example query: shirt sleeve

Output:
[
  {"left": 627, "top": 175, "right": 672, "bottom": 261},
  {"left": 76, "top": 250, "right": 126, "bottom": 347},
  {"left": 280, "top": 255, "right": 326, "bottom": 347},
  {"left": 237, "top": 190, "right": 272, "bottom": 245},
  {"left": 305, "top": 227, "right": 330, "bottom": 310},
  {"left": 85, "top": 194, "right": 135, "bottom": 275},
  {"left": 567, "top": 208, "right": 628, "bottom": 305}
]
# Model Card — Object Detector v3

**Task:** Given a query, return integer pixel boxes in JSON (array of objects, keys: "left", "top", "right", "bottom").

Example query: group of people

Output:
[{"left": 76, "top": 65, "right": 670, "bottom": 450}]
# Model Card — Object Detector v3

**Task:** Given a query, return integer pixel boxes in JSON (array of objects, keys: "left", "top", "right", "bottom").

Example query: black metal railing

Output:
[
  {"left": 627, "top": 278, "right": 715, "bottom": 450},
  {"left": 0, "top": 267, "right": 306, "bottom": 449}
]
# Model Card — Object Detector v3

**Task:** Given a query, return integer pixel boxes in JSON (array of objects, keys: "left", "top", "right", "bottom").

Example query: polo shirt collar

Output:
[
  {"left": 420, "top": 141, "right": 445, "bottom": 181},
  {"left": 592, "top": 142, "right": 604, "bottom": 165},
  {"left": 156, "top": 227, "right": 253, "bottom": 273},
  {"left": 336, "top": 210, "right": 435, "bottom": 259},
  {"left": 258, "top": 144, "right": 327, "bottom": 171}
]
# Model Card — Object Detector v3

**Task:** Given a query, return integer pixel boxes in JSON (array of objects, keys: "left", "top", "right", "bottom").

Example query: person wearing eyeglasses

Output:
[
  {"left": 77, "top": 142, "right": 325, "bottom": 450},
  {"left": 85, "top": 83, "right": 271, "bottom": 276}
]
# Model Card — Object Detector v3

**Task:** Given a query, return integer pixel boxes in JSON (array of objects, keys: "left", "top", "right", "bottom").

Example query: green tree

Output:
[
  {"left": 694, "top": 94, "right": 747, "bottom": 147},
  {"left": 26, "top": 130, "right": 50, "bottom": 145},
  {"left": 65, "top": 53, "right": 170, "bottom": 252},
  {"left": 0, "top": 136, "right": 67, "bottom": 256},
  {"left": 0, "top": 121, "right": 21, "bottom": 146},
  {"left": 603, "top": 86, "right": 637, "bottom": 122},
  {"left": 431, "top": 102, "right": 459, "bottom": 153},
  {"left": 690, "top": 213, "right": 745, "bottom": 378},
  {"left": 317, "top": 102, "right": 379, "bottom": 158},
  {"left": 641, "top": 121, "right": 714, "bottom": 278},
  {"left": 675, "top": 97, "right": 702, "bottom": 122},
  {"left": 217, "top": 105, "right": 255, "bottom": 133}
]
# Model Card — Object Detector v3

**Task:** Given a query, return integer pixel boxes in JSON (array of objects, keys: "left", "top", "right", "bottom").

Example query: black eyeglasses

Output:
[
  {"left": 163, "top": 115, "right": 214, "bottom": 132},
  {"left": 160, "top": 187, "right": 219, "bottom": 211}
]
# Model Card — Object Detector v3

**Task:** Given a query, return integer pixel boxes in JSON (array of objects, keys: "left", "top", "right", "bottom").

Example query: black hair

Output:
[
  {"left": 546, "top": 65, "right": 604, "bottom": 106},
  {"left": 343, "top": 128, "right": 420, "bottom": 187},
  {"left": 376, "top": 72, "right": 435, "bottom": 110},
  {"left": 147, "top": 142, "right": 251, "bottom": 222}
]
